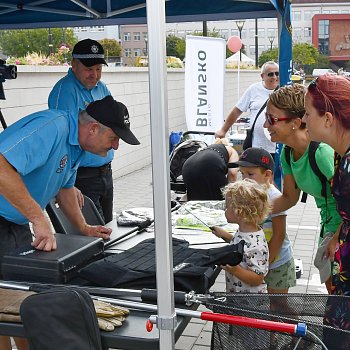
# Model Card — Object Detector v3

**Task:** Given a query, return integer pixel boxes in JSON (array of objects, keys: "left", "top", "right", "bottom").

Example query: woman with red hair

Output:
[{"left": 304, "top": 74, "right": 350, "bottom": 296}]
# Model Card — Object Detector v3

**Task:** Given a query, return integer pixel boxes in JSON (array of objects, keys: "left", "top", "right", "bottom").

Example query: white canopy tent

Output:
[{"left": 226, "top": 52, "right": 255, "bottom": 65}]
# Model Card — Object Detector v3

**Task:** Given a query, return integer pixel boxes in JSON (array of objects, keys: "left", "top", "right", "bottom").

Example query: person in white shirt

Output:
[{"left": 215, "top": 61, "right": 279, "bottom": 156}]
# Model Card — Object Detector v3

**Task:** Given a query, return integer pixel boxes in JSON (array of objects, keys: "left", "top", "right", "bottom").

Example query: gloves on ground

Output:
[{"left": 93, "top": 299, "right": 129, "bottom": 331}]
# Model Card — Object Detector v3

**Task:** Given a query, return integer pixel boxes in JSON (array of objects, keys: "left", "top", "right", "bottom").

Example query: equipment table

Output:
[{"left": 0, "top": 220, "right": 225, "bottom": 350}]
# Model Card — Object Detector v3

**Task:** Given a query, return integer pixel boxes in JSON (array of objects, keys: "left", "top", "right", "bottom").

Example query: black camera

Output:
[
  {"left": 0, "top": 59, "right": 17, "bottom": 82},
  {"left": 0, "top": 59, "right": 17, "bottom": 101}
]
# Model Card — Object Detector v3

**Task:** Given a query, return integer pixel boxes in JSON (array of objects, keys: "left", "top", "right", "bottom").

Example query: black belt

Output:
[{"left": 77, "top": 162, "right": 112, "bottom": 178}]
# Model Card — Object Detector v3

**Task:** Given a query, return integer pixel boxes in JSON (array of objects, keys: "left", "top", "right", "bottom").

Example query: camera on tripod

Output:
[{"left": 0, "top": 59, "right": 17, "bottom": 100}]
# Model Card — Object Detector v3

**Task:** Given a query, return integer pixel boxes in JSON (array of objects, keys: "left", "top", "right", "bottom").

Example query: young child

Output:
[
  {"left": 230, "top": 147, "right": 296, "bottom": 293},
  {"left": 212, "top": 178, "right": 271, "bottom": 293}
]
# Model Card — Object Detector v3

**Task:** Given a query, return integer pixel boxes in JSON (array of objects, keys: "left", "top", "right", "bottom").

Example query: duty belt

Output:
[{"left": 77, "top": 162, "right": 112, "bottom": 178}]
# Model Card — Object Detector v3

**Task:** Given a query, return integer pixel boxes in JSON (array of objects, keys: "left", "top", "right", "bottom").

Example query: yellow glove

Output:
[{"left": 93, "top": 300, "right": 129, "bottom": 331}]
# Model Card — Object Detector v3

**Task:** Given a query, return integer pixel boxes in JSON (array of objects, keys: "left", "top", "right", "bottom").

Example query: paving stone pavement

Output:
[{"left": 111, "top": 164, "right": 327, "bottom": 350}]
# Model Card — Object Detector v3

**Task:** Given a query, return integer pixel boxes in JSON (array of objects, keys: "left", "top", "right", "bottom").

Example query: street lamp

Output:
[
  {"left": 235, "top": 20, "right": 245, "bottom": 61},
  {"left": 268, "top": 36, "right": 275, "bottom": 51},
  {"left": 144, "top": 37, "right": 148, "bottom": 56},
  {"left": 48, "top": 28, "right": 53, "bottom": 55}
]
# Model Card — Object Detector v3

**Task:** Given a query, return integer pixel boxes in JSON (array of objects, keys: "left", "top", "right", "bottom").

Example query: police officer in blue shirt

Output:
[
  {"left": 48, "top": 39, "right": 115, "bottom": 223},
  {"left": 0, "top": 96, "right": 139, "bottom": 256}
]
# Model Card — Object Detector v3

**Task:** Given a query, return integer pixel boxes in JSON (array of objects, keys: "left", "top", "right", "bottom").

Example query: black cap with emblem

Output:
[
  {"left": 72, "top": 39, "right": 108, "bottom": 67},
  {"left": 86, "top": 96, "right": 140, "bottom": 145}
]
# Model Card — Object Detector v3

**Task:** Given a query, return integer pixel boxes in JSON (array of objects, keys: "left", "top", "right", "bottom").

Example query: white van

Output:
[{"left": 312, "top": 68, "right": 336, "bottom": 77}]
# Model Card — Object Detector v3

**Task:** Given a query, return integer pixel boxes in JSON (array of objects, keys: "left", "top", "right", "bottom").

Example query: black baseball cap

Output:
[
  {"left": 86, "top": 96, "right": 140, "bottom": 145},
  {"left": 72, "top": 39, "right": 107, "bottom": 67},
  {"left": 229, "top": 147, "right": 274, "bottom": 171}
]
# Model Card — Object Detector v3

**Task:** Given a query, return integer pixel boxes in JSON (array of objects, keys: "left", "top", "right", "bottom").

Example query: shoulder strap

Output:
[
  {"left": 285, "top": 145, "right": 308, "bottom": 202},
  {"left": 284, "top": 145, "right": 291, "bottom": 166},
  {"left": 308, "top": 141, "right": 328, "bottom": 198},
  {"left": 250, "top": 99, "right": 268, "bottom": 134}
]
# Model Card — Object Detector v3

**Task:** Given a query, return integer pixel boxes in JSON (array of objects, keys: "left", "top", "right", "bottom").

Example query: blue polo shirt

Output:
[
  {"left": 0, "top": 109, "right": 84, "bottom": 224},
  {"left": 48, "top": 68, "right": 113, "bottom": 167}
]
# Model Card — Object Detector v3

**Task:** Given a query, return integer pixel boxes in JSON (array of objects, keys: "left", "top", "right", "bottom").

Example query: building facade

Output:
[{"left": 72, "top": 1, "right": 350, "bottom": 66}]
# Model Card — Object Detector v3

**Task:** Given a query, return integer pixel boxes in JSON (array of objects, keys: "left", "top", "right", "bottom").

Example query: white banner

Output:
[{"left": 185, "top": 35, "right": 225, "bottom": 133}]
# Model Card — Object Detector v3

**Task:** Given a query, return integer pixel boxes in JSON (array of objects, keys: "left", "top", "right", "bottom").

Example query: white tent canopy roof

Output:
[{"left": 226, "top": 52, "right": 255, "bottom": 63}]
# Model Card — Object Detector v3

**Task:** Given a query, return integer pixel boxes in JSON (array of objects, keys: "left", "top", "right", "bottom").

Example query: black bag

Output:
[
  {"left": 242, "top": 99, "right": 269, "bottom": 150},
  {"left": 20, "top": 287, "right": 103, "bottom": 350},
  {"left": 79, "top": 237, "right": 244, "bottom": 293}
]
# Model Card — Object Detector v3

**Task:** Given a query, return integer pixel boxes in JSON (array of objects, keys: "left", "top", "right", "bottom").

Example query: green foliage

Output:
[
  {"left": 303, "top": 54, "right": 331, "bottom": 75},
  {"left": 292, "top": 43, "right": 319, "bottom": 69},
  {"left": 258, "top": 48, "right": 278, "bottom": 66},
  {"left": 166, "top": 35, "right": 181, "bottom": 57},
  {"left": 258, "top": 42, "right": 319, "bottom": 70},
  {"left": 98, "top": 39, "right": 121, "bottom": 58},
  {"left": 0, "top": 28, "right": 78, "bottom": 58}
]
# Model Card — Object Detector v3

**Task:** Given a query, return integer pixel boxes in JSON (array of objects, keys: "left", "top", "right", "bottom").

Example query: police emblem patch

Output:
[
  {"left": 91, "top": 45, "right": 99, "bottom": 54},
  {"left": 56, "top": 154, "right": 68, "bottom": 173}
]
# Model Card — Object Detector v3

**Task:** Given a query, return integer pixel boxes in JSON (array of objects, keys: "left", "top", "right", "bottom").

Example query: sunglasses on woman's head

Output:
[
  {"left": 265, "top": 113, "right": 289, "bottom": 125},
  {"left": 266, "top": 71, "right": 279, "bottom": 77},
  {"left": 308, "top": 77, "right": 318, "bottom": 89}
]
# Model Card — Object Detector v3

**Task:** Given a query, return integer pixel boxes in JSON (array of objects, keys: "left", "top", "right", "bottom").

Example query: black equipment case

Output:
[{"left": 1, "top": 234, "right": 104, "bottom": 283}]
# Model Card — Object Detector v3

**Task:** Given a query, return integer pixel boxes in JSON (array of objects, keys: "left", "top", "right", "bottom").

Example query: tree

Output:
[
  {"left": 258, "top": 48, "right": 278, "bottom": 66},
  {"left": 98, "top": 39, "right": 121, "bottom": 58},
  {"left": 0, "top": 28, "right": 77, "bottom": 58},
  {"left": 292, "top": 43, "right": 319, "bottom": 70},
  {"left": 166, "top": 35, "right": 185, "bottom": 58}
]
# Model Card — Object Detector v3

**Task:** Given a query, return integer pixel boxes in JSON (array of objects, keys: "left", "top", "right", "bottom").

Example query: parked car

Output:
[{"left": 312, "top": 68, "right": 337, "bottom": 77}]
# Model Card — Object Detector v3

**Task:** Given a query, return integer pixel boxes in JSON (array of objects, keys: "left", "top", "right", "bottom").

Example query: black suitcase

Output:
[{"left": 1, "top": 234, "right": 104, "bottom": 283}]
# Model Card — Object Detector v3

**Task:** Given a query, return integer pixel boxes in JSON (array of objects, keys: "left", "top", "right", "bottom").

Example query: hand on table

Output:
[
  {"left": 31, "top": 216, "right": 57, "bottom": 251},
  {"left": 82, "top": 224, "right": 112, "bottom": 240}
]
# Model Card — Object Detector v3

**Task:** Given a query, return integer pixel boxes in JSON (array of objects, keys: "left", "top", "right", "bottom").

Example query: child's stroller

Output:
[{"left": 169, "top": 131, "right": 215, "bottom": 196}]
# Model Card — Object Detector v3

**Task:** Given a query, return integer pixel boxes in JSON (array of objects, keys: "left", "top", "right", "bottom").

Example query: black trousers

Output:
[
  {"left": 75, "top": 164, "right": 113, "bottom": 223},
  {"left": 0, "top": 217, "right": 32, "bottom": 278}
]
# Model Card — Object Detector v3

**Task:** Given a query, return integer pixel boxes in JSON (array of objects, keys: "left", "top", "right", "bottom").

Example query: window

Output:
[
  {"left": 231, "top": 29, "right": 239, "bottom": 36},
  {"left": 304, "top": 27, "right": 312, "bottom": 38},
  {"left": 249, "top": 45, "right": 256, "bottom": 56},
  {"left": 241, "top": 29, "right": 247, "bottom": 39},
  {"left": 89, "top": 26, "right": 104, "bottom": 32},
  {"left": 304, "top": 11, "right": 313, "bottom": 21},
  {"left": 143, "top": 32, "right": 148, "bottom": 40},
  {"left": 220, "top": 29, "right": 229, "bottom": 39},
  {"left": 318, "top": 20, "right": 329, "bottom": 55},
  {"left": 258, "top": 28, "right": 265, "bottom": 38},
  {"left": 133, "top": 32, "right": 141, "bottom": 41},
  {"left": 249, "top": 28, "right": 255, "bottom": 38},
  {"left": 123, "top": 32, "right": 131, "bottom": 41},
  {"left": 124, "top": 48, "right": 131, "bottom": 57},
  {"left": 267, "top": 28, "right": 276, "bottom": 38},
  {"left": 293, "top": 11, "right": 301, "bottom": 21},
  {"left": 293, "top": 27, "right": 302, "bottom": 41},
  {"left": 134, "top": 48, "right": 142, "bottom": 57}
]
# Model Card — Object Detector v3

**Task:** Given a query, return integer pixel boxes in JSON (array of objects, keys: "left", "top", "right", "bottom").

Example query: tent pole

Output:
[{"left": 146, "top": 0, "right": 176, "bottom": 349}]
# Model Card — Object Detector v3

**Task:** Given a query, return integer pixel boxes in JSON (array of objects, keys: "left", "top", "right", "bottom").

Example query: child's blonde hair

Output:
[{"left": 223, "top": 179, "right": 271, "bottom": 225}]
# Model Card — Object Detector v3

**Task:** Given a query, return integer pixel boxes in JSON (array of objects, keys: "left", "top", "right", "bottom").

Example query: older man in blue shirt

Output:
[
  {"left": 49, "top": 39, "right": 115, "bottom": 223},
  {"left": 0, "top": 96, "right": 139, "bottom": 256}
]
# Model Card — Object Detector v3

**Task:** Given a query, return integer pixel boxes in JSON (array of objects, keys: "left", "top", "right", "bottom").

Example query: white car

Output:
[{"left": 312, "top": 68, "right": 337, "bottom": 77}]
